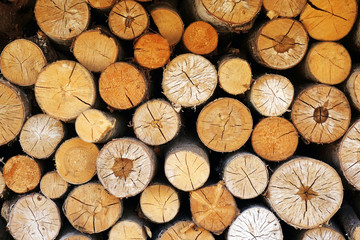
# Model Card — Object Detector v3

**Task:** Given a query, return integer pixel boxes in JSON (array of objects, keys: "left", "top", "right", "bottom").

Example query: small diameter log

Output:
[
  {"left": 197, "top": 97, "right": 253, "bottom": 152},
  {"left": 19, "top": 114, "right": 65, "bottom": 159},
  {"left": 99, "top": 62, "right": 147, "bottom": 110},
  {"left": 300, "top": 0, "right": 358, "bottom": 41},
  {"left": 291, "top": 84, "right": 351, "bottom": 144},
  {"left": 158, "top": 220, "right": 215, "bottom": 240},
  {"left": 55, "top": 137, "right": 98, "bottom": 185},
  {"left": 3, "top": 155, "right": 41, "bottom": 194},
  {"left": 249, "top": 18, "right": 308, "bottom": 70},
  {"left": 72, "top": 28, "right": 120, "bottom": 72},
  {"left": 263, "top": 0, "right": 307, "bottom": 18},
  {"left": 182, "top": 21, "right": 218, "bottom": 55},
  {"left": 227, "top": 206, "right": 283, "bottom": 240},
  {"left": 267, "top": 157, "right": 343, "bottom": 229},
  {"left": 97, "top": 137, "right": 156, "bottom": 198},
  {"left": 251, "top": 117, "right": 298, "bottom": 161},
  {"left": 190, "top": 181, "right": 237, "bottom": 235},
  {"left": 133, "top": 99, "right": 181, "bottom": 146},
  {"left": 35, "top": 60, "right": 96, "bottom": 122},
  {"left": 58, "top": 232, "right": 93, "bottom": 240},
  {"left": 109, "top": 0, "right": 149, "bottom": 40},
  {"left": 109, "top": 219, "right": 147, "bottom": 240},
  {"left": 8, "top": 193, "right": 61, "bottom": 240},
  {"left": 0, "top": 39, "right": 46, "bottom": 86},
  {"left": 63, "top": 182, "right": 122, "bottom": 234},
  {"left": 0, "top": 78, "right": 29, "bottom": 146},
  {"left": 88, "top": 0, "right": 116, "bottom": 11},
  {"left": 75, "top": 109, "right": 121, "bottom": 143},
  {"left": 223, "top": 152, "right": 268, "bottom": 199},
  {"left": 346, "top": 67, "right": 360, "bottom": 111},
  {"left": 218, "top": 56, "right": 252, "bottom": 95},
  {"left": 34, "top": 0, "right": 90, "bottom": 45},
  {"left": 40, "top": 171, "right": 68, "bottom": 199},
  {"left": 337, "top": 203, "right": 360, "bottom": 240},
  {"left": 164, "top": 143, "right": 210, "bottom": 191},
  {"left": 249, "top": 74, "right": 294, "bottom": 117},
  {"left": 162, "top": 53, "right": 217, "bottom": 108},
  {"left": 300, "top": 227, "right": 345, "bottom": 240},
  {"left": 0, "top": 170, "right": 5, "bottom": 198},
  {"left": 305, "top": 42, "right": 351, "bottom": 85}
]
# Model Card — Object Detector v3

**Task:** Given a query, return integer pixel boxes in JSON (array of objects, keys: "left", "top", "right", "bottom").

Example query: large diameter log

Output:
[
  {"left": 291, "top": 84, "right": 351, "bottom": 144},
  {"left": 40, "top": 171, "right": 68, "bottom": 199},
  {"left": 8, "top": 193, "right": 61, "bottom": 240},
  {"left": 35, "top": 60, "right": 96, "bottom": 122},
  {"left": 346, "top": 67, "right": 360, "bottom": 111},
  {"left": 300, "top": 227, "right": 345, "bottom": 240},
  {"left": 157, "top": 220, "right": 214, "bottom": 240},
  {"left": 0, "top": 39, "right": 46, "bottom": 86},
  {"left": 197, "top": 97, "right": 253, "bottom": 152},
  {"left": 109, "top": 219, "right": 147, "bottom": 240},
  {"left": 337, "top": 202, "right": 360, "bottom": 240},
  {"left": 266, "top": 157, "right": 343, "bottom": 229},
  {"left": 300, "top": 0, "right": 358, "bottom": 41},
  {"left": 263, "top": 0, "right": 307, "bottom": 18},
  {"left": 63, "top": 182, "right": 122, "bottom": 234},
  {"left": 97, "top": 138, "right": 156, "bottom": 198},
  {"left": 249, "top": 18, "right": 308, "bottom": 70}
]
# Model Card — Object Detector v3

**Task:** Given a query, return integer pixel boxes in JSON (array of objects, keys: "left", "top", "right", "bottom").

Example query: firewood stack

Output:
[{"left": 1, "top": 0, "right": 360, "bottom": 239}]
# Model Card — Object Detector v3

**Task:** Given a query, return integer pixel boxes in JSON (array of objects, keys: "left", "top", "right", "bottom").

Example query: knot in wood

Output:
[
  {"left": 274, "top": 35, "right": 295, "bottom": 53},
  {"left": 313, "top": 106, "right": 329, "bottom": 123},
  {"left": 112, "top": 157, "right": 133, "bottom": 179},
  {"left": 151, "top": 119, "right": 163, "bottom": 129}
]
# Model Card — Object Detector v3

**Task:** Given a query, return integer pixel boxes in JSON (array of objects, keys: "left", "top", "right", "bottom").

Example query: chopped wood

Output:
[
  {"left": 337, "top": 202, "right": 360, "bottom": 240},
  {"left": 183, "top": 21, "right": 218, "bottom": 55},
  {"left": 109, "top": 219, "right": 147, "bottom": 240},
  {"left": 88, "top": 0, "right": 116, "bottom": 11},
  {"left": 58, "top": 231, "right": 93, "bottom": 240},
  {"left": 0, "top": 170, "right": 5, "bottom": 199},
  {"left": 346, "top": 67, "right": 360, "bottom": 111},
  {"left": 40, "top": 171, "right": 68, "bottom": 199},
  {"left": 157, "top": 220, "right": 214, "bottom": 240},
  {"left": 263, "top": 0, "right": 307, "bottom": 18},
  {"left": 300, "top": 227, "right": 345, "bottom": 240}
]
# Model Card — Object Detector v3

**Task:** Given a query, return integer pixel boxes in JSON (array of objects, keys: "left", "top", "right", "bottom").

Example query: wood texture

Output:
[
  {"left": 157, "top": 220, "right": 214, "bottom": 240},
  {"left": 346, "top": 67, "right": 360, "bottom": 111},
  {"left": 40, "top": 171, "right": 68, "bottom": 199},
  {"left": 109, "top": 219, "right": 147, "bottom": 240},
  {"left": 183, "top": 21, "right": 218, "bottom": 55},
  {"left": 263, "top": 0, "right": 307, "bottom": 18},
  {"left": 88, "top": 0, "right": 116, "bottom": 10},
  {"left": 300, "top": 227, "right": 345, "bottom": 240},
  {"left": 0, "top": 170, "right": 5, "bottom": 199},
  {"left": 337, "top": 203, "right": 360, "bottom": 240}
]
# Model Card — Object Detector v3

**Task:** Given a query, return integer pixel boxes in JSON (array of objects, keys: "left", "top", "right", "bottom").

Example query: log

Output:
[
  {"left": 97, "top": 137, "right": 156, "bottom": 198},
  {"left": 346, "top": 67, "right": 360, "bottom": 111},
  {"left": 133, "top": 99, "right": 181, "bottom": 146},
  {"left": 249, "top": 18, "right": 308, "bottom": 70},
  {"left": 249, "top": 74, "right": 294, "bottom": 117},
  {"left": 63, "top": 182, "right": 122, "bottom": 234},
  {"left": 109, "top": 219, "right": 147, "bottom": 240},
  {"left": 266, "top": 157, "right": 343, "bottom": 229},
  {"left": 7, "top": 193, "right": 61, "bottom": 240},
  {"left": 0, "top": 170, "right": 6, "bottom": 199},
  {"left": 58, "top": 231, "right": 93, "bottom": 240},
  {"left": 19, "top": 114, "right": 65, "bottom": 159},
  {"left": 0, "top": 39, "right": 46, "bottom": 86},
  {"left": 55, "top": 137, "right": 99, "bottom": 185},
  {"left": 157, "top": 220, "right": 215, "bottom": 240},
  {"left": 196, "top": 97, "right": 253, "bottom": 152},
  {"left": 263, "top": 0, "right": 307, "bottom": 18},
  {"left": 162, "top": 53, "right": 217, "bottom": 108},
  {"left": 134, "top": 33, "right": 171, "bottom": 69},
  {"left": 227, "top": 206, "right": 283, "bottom": 240},
  {"left": 108, "top": 0, "right": 149, "bottom": 40},
  {"left": 35, "top": 60, "right": 96, "bottom": 122},
  {"left": 0, "top": 78, "right": 29, "bottom": 146},
  {"left": 305, "top": 42, "right": 351, "bottom": 85},
  {"left": 291, "top": 84, "right": 351, "bottom": 144},
  {"left": 40, "top": 170, "right": 68, "bottom": 199},
  {"left": 27, "top": 31, "right": 58, "bottom": 63},
  {"left": 337, "top": 202, "right": 360, "bottom": 240},
  {"left": 223, "top": 152, "right": 268, "bottom": 199},
  {"left": 190, "top": 181, "right": 237, "bottom": 235},
  {"left": 300, "top": 0, "right": 358, "bottom": 41},
  {"left": 251, "top": 117, "right": 298, "bottom": 161},
  {"left": 88, "top": 0, "right": 116, "bottom": 11},
  {"left": 34, "top": 0, "right": 90, "bottom": 45},
  {"left": 299, "top": 227, "right": 345, "bottom": 240},
  {"left": 99, "top": 62, "right": 147, "bottom": 110},
  {"left": 72, "top": 28, "right": 120, "bottom": 73},
  {"left": 3, "top": 155, "right": 41, "bottom": 194}
]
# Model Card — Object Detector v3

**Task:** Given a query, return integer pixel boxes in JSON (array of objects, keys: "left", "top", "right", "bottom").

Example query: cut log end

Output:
[
  {"left": 301, "top": 227, "right": 345, "bottom": 240},
  {"left": 88, "top": 0, "right": 116, "bottom": 10},
  {"left": 346, "top": 67, "right": 360, "bottom": 111},
  {"left": 263, "top": 0, "right": 307, "bottom": 17},
  {"left": 109, "top": 220, "right": 147, "bottom": 240},
  {"left": 0, "top": 171, "right": 5, "bottom": 198},
  {"left": 40, "top": 171, "right": 68, "bottom": 199},
  {"left": 158, "top": 221, "right": 215, "bottom": 240},
  {"left": 183, "top": 21, "right": 218, "bottom": 55},
  {"left": 59, "top": 233, "right": 92, "bottom": 240}
]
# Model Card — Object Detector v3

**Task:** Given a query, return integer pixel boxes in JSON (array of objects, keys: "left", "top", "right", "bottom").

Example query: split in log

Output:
[
  {"left": 40, "top": 171, "right": 68, "bottom": 199},
  {"left": 97, "top": 137, "right": 156, "bottom": 198},
  {"left": 218, "top": 56, "right": 252, "bottom": 95},
  {"left": 223, "top": 152, "right": 268, "bottom": 199},
  {"left": 305, "top": 42, "right": 351, "bottom": 85},
  {"left": 190, "top": 181, "right": 237, "bottom": 235},
  {"left": 337, "top": 202, "right": 360, "bottom": 240},
  {"left": 0, "top": 78, "right": 29, "bottom": 146},
  {"left": 63, "top": 182, "right": 122, "bottom": 234},
  {"left": 263, "top": 0, "right": 307, "bottom": 18},
  {"left": 300, "top": 0, "right": 358, "bottom": 41},
  {"left": 291, "top": 84, "right": 351, "bottom": 144},
  {"left": 249, "top": 74, "right": 294, "bottom": 117},
  {"left": 35, "top": 60, "right": 96, "bottom": 122},
  {"left": 109, "top": 0, "right": 149, "bottom": 40},
  {"left": 0, "top": 39, "right": 46, "bottom": 86},
  {"left": 346, "top": 67, "right": 360, "bottom": 111},
  {"left": 19, "top": 114, "right": 65, "bottom": 159},
  {"left": 88, "top": 0, "right": 116, "bottom": 11},
  {"left": 196, "top": 97, "right": 253, "bottom": 152},
  {"left": 300, "top": 227, "right": 345, "bottom": 240},
  {"left": 34, "top": 0, "right": 90, "bottom": 45},
  {"left": 72, "top": 28, "right": 120, "bottom": 73},
  {"left": 227, "top": 206, "right": 283, "bottom": 240},
  {"left": 8, "top": 193, "right": 61, "bottom": 240},
  {"left": 251, "top": 117, "right": 298, "bottom": 161},
  {"left": 162, "top": 53, "right": 217, "bottom": 108},
  {"left": 109, "top": 219, "right": 147, "bottom": 240},
  {"left": 133, "top": 99, "right": 181, "bottom": 146},
  {"left": 157, "top": 220, "right": 215, "bottom": 240},
  {"left": 99, "top": 62, "right": 147, "bottom": 110},
  {"left": 267, "top": 157, "right": 343, "bottom": 229},
  {"left": 55, "top": 137, "right": 99, "bottom": 185},
  {"left": 249, "top": 18, "right": 308, "bottom": 70},
  {"left": 0, "top": 170, "right": 5, "bottom": 198},
  {"left": 3, "top": 155, "right": 41, "bottom": 194},
  {"left": 164, "top": 143, "right": 210, "bottom": 191}
]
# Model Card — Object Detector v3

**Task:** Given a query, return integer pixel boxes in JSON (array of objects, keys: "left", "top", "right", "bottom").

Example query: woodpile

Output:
[{"left": 2, "top": 0, "right": 360, "bottom": 239}]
